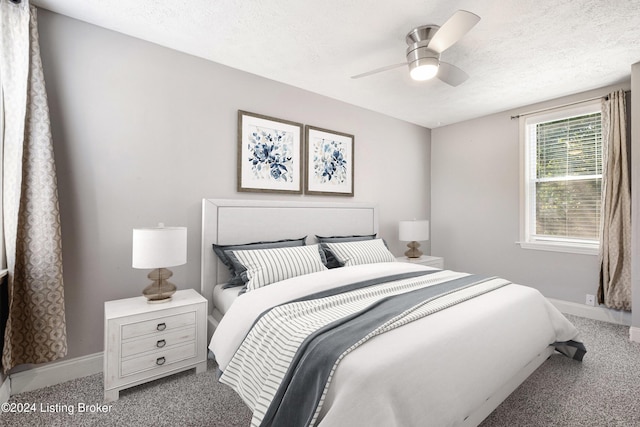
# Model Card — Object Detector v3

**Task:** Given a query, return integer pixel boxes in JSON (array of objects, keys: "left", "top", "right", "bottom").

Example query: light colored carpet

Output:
[
  {"left": 480, "top": 314, "right": 640, "bottom": 427},
  {"left": 0, "top": 359, "right": 251, "bottom": 427},
  {"left": 0, "top": 314, "right": 638, "bottom": 426}
]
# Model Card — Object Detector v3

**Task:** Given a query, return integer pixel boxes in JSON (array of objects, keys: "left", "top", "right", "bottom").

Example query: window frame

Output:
[{"left": 518, "top": 100, "right": 602, "bottom": 255}]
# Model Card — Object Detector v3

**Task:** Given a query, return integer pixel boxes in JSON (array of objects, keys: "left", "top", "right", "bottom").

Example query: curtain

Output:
[
  {"left": 597, "top": 90, "right": 631, "bottom": 311},
  {"left": 0, "top": 0, "right": 67, "bottom": 372}
]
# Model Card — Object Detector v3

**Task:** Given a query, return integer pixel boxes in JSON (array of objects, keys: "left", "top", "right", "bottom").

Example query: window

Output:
[{"left": 520, "top": 101, "right": 602, "bottom": 254}]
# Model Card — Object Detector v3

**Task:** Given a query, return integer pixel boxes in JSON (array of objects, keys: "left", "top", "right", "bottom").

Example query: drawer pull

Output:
[
  {"left": 156, "top": 357, "right": 166, "bottom": 366},
  {"left": 156, "top": 339, "right": 166, "bottom": 348},
  {"left": 156, "top": 323, "right": 166, "bottom": 331}
]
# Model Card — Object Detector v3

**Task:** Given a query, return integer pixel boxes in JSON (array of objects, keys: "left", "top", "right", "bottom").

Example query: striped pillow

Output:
[
  {"left": 316, "top": 234, "right": 377, "bottom": 268},
  {"left": 228, "top": 244, "right": 328, "bottom": 292},
  {"left": 323, "top": 238, "right": 397, "bottom": 266},
  {"left": 212, "top": 236, "right": 307, "bottom": 288}
]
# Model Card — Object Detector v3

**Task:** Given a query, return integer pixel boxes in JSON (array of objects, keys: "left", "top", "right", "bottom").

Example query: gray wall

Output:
[
  {"left": 37, "top": 10, "right": 431, "bottom": 360},
  {"left": 431, "top": 83, "right": 631, "bottom": 306}
]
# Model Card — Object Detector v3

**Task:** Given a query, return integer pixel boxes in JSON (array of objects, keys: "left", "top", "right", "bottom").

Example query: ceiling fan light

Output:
[{"left": 409, "top": 58, "right": 439, "bottom": 81}]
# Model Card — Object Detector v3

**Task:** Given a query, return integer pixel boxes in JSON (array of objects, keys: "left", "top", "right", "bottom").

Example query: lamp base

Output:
[
  {"left": 404, "top": 241, "right": 423, "bottom": 259},
  {"left": 142, "top": 268, "right": 177, "bottom": 303}
]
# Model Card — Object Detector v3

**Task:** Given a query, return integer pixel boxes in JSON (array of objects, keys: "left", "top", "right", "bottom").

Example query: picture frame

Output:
[
  {"left": 304, "top": 125, "right": 354, "bottom": 196},
  {"left": 237, "top": 110, "right": 303, "bottom": 194}
]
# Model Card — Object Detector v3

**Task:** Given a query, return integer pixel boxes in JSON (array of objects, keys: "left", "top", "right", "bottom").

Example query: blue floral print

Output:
[
  {"left": 247, "top": 127, "right": 294, "bottom": 182},
  {"left": 312, "top": 139, "right": 348, "bottom": 184}
]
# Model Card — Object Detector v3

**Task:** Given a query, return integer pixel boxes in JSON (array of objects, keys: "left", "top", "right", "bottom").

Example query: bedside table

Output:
[
  {"left": 396, "top": 255, "right": 444, "bottom": 269},
  {"left": 104, "top": 288, "right": 207, "bottom": 402}
]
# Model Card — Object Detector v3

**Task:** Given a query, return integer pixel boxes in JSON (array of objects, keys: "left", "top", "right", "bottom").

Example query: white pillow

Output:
[
  {"left": 228, "top": 244, "right": 328, "bottom": 292},
  {"left": 323, "top": 238, "right": 397, "bottom": 266}
]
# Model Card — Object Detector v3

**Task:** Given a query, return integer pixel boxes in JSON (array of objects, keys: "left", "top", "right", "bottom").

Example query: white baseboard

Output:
[
  {"left": 8, "top": 352, "right": 103, "bottom": 397},
  {"left": 548, "top": 298, "right": 640, "bottom": 343},
  {"left": 548, "top": 298, "right": 632, "bottom": 326}
]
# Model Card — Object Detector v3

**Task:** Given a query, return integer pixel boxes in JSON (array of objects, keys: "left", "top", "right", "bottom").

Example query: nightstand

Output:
[
  {"left": 104, "top": 289, "right": 207, "bottom": 402},
  {"left": 396, "top": 255, "right": 444, "bottom": 269}
]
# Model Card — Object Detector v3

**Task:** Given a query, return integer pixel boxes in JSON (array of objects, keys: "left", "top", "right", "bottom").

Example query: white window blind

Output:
[{"left": 520, "top": 101, "right": 602, "bottom": 253}]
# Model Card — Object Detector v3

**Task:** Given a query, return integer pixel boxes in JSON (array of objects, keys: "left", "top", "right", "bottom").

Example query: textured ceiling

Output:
[{"left": 31, "top": 0, "right": 640, "bottom": 129}]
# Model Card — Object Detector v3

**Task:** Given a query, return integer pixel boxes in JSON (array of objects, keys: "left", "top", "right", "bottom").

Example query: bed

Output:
[{"left": 201, "top": 198, "right": 585, "bottom": 427}]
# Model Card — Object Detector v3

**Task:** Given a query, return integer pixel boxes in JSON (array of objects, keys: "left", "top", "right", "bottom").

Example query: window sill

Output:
[{"left": 516, "top": 241, "right": 599, "bottom": 256}]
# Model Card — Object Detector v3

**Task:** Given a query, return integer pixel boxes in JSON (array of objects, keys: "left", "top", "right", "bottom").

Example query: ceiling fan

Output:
[{"left": 351, "top": 10, "right": 480, "bottom": 86}]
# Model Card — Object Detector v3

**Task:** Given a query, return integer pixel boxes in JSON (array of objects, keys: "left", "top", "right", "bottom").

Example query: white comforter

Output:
[{"left": 210, "top": 262, "right": 580, "bottom": 427}]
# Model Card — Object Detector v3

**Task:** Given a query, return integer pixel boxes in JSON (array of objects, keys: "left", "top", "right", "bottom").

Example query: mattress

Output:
[{"left": 212, "top": 283, "right": 243, "bottom": 316}]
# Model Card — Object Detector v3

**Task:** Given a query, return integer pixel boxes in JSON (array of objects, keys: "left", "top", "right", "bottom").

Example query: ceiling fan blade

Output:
[
  {"left": 427, "top": 10, "right": 480, "bottom": 53},
  {"left": 351, "top": 62, "right": 408, "bottom": 79},
  {"left": 437, "top": 62, "right": 469, "bottom": 86}
]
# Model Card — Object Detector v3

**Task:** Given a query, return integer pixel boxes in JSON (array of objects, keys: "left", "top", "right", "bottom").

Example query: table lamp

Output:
[
  {"left": 399, "top": 219, "right": 429, "bottom": 258},
  {"left": 132, "top": 224, "right": 187, "bottom": 303}
]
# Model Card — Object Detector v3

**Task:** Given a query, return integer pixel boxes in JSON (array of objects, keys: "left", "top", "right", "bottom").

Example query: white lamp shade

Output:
[
  {"left": 132, "top": 226, "right": 187, "bottom": 269},
  {"left": 399, "top": 220, "right": 430, "bottom": 242}
]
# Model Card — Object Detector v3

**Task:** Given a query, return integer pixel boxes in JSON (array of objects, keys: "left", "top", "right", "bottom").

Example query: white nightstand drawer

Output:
[
  {"left": 121, "top": 341, "right": 197, "bottom": 377},
  {"left": 121, "top": 326, "right": 196, "bottom": 358},
  {"left": 104, "top": 289, "right": 208, "bottom": 401},
  {"left": 121, "top": 311, "right": 195, "bottom": 340}
]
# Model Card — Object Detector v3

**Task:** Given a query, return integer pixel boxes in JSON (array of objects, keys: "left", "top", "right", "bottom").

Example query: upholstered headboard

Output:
[{"left": 200, "top": 198, "right": 378, "bottom": 334}]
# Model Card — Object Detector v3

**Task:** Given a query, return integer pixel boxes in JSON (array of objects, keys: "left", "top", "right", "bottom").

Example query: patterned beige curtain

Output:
[
  {"left": 597, "top": 90, "right": 631, "bottom": 311},
  {"left": 0, "top": 0, "right": 67, "bottom": 372}
]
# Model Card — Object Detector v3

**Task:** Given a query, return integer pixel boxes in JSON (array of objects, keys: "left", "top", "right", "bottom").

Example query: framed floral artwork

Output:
[
  {"left": 237, "top": 111, "right": 303, "bottom": 194},
  {"left": 304, "top": 125, "right": 354, "bottom": 196}
]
